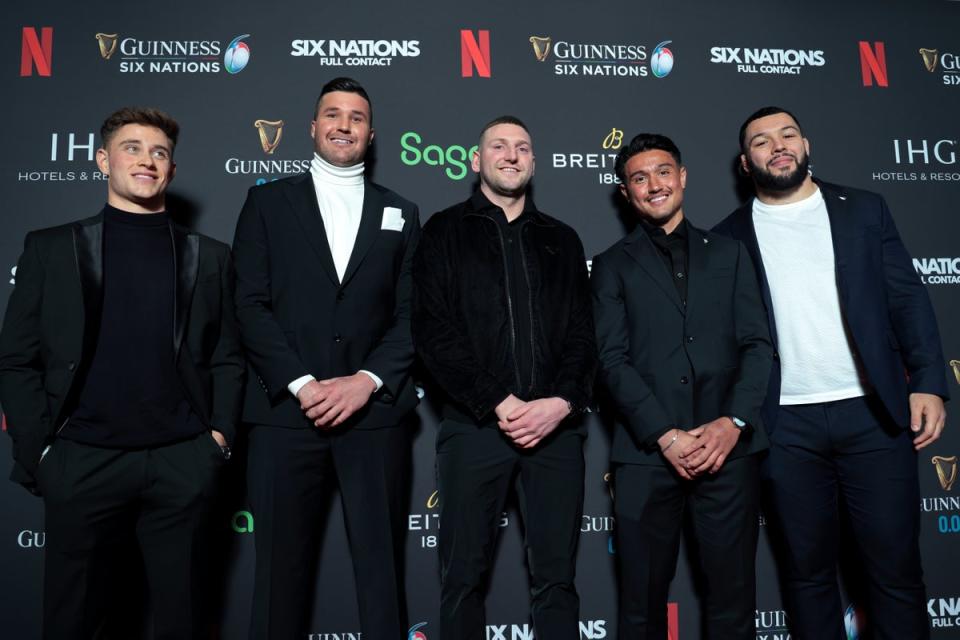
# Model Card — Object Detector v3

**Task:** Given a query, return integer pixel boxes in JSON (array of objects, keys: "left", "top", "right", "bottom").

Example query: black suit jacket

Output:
[
  {"left": 232, "top": 173, "right": 420, "bottom": 429},
  {"left": 713, "top": 179, "right": 950, "bottom": 432},
  {"left": 592, "top": 221, "right": 773, "bottom": 465},
  {"left": 0, "top": 213, "right": 245, "bottom": 489}
]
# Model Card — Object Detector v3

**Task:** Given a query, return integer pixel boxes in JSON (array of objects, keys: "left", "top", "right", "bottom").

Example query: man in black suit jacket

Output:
[
  {"left": 233, "top": 77, "right": 420, "bottom": 640},
  {"left": 592, "top": 133, "right": 773, "bottom": 639},
  {"left": 714, "top": 106, "right": 949, "bottom": 640},
  {"left": 0, "top": 107, "right": 244, "bottom": 640}
]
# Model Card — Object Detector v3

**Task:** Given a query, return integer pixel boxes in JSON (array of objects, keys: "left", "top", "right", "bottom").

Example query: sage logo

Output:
[
  {"left": 231, "top": 510, "right": 254, "bottom": 533},
  {"left": 400, "top": 132, "right": 478, "bottom": 181}
]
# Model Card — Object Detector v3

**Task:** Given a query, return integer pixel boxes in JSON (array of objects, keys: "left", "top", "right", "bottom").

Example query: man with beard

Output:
[
  {"left": 592, "top": 133, "right": 772, "bottom": 639},
  {"left": 412, "top": 116, "right": 596, "bottom": 640},
  {"left": 233, "top": 77, "right": 420, "bottom": 639},
  {"left": 714, "top": 106, "right": 949, "bottom": 640}
]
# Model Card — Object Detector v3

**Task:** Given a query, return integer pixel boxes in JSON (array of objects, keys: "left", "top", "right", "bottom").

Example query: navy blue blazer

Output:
[{"left": 713, "top": 179, "right": 949, "bottom": 432}]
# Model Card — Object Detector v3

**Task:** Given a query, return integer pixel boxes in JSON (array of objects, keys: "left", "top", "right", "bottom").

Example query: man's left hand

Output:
[
  {"left": 211, "top": 430, "right": 227, "bottom": 447},
  {"left": 910, "top": 392, "right": 947, "bottom": 450},
  {"left": 499, "top": 397, "right": 571, "bottom": 449},
  {"left": 678, "top": 417, "right": 741, "bottom": 475},
  {"left": 305, "top": 373, "right": 377, "bottom": 428}
]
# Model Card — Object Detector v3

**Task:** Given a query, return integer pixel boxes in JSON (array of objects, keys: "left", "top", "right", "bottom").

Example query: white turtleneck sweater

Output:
[
  {"left": 310, "top": 152, "right": 365, "bottom": 281},
  {"left": 752, "top": 188, "right": 868, "bottom": 404},
  {"left": 287, "top": 153, "right": 382, "bottom": 397}
]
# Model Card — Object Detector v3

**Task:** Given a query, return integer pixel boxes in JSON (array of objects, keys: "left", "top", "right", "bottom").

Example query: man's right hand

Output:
[
  {"left": 297, "top": 379, "right": 327, "bottom": 414},
  {"left": 495, "top": 394, "right": 526, "bottom": 427},
  {"left": 658, "top": 429, "right": 700, "bottom": 480}
]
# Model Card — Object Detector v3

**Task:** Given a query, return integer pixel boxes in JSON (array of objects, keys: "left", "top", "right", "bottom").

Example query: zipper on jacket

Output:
[
  {"left": 518, "top": 223, "right": 536, "bottom": 395},
  {"left": 468, "top": 212, "right": 523, "bottom": 392}
]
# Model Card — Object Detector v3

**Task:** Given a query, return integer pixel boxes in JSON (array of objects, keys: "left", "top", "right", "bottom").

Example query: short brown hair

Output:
[
  {"left": 100, "top": 107, "right": 180, "bottom": 151},
  {"left": 479, "top": 115, "right": 530, "bottom": 143}
]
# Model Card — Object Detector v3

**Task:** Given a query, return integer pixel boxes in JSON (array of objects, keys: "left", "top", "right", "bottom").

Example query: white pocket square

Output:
[{"left": 381, "top": 207, "right": 405, "bottom": 232}]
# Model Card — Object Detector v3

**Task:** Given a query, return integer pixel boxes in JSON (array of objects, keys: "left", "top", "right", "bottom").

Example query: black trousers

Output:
[
  {"left": 246, "top": 424, "right": 409, "bottom": 640},
  {"left": 764, "top": 395, "right": 927, "bottom": 640},
  {"left": 436, "top": 420, "right": 585, "bottom": 640},
  {"left": 614, "top": 455, "right": 760, "bottom": 640},
  {"left": 38, "top": 432, "right": 224, "bottom": 640}
]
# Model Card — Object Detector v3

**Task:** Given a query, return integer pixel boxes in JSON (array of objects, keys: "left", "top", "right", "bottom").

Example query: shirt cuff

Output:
[
  {"left": 288, "top": 374, "right": 316, "bottom": 397},
  {"left": 359, "top": 370, "right": 383, "bottom": 392}
]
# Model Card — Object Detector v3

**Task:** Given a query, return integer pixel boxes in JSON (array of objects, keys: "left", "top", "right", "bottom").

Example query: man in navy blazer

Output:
[{"left": 714, "top": 106, "right": 949, "bottom": 640}]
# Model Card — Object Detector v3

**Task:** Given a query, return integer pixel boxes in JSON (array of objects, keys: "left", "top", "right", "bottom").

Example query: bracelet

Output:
[{"left": 661, "top": 429, "right": 679, "bottom": 453}]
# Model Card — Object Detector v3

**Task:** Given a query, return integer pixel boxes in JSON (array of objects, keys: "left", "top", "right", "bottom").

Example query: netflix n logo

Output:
[{"left": 21, "top": 26, "right": 53, "bottom": 77}]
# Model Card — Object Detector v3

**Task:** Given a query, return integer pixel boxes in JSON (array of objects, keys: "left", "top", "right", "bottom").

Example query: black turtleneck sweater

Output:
[{"left": 60, "top": 205, "right": 202, "bottom": 448}]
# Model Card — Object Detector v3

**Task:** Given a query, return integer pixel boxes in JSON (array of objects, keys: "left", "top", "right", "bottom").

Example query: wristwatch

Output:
[{"left": 730, "top": 416, "right": 747, "bottom": 430}]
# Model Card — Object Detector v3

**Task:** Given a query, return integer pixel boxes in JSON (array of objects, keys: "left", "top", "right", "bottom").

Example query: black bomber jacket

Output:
[{"left": 412, "top": 191, "right": 597, "bottom": 423}]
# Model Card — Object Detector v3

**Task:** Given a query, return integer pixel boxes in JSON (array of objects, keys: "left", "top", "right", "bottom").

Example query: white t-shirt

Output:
[{"left": 753, "top": 188, "right": 868, "bottom": 404}]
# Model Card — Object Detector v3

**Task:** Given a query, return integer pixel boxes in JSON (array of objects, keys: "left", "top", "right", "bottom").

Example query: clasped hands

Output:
[
  {"left": 297, "top": 373, "right": 377, "bottom": 428},
  {"left": 495, "top": 394, "right": 571, "bottom": 449},
  {"left": 658, "top": 417, "right": 741, "bottom": 480}
]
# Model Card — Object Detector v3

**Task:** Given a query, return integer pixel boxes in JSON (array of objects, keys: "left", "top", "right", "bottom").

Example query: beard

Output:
[{"left": 748, "top": 151, "right": 810, "bottom": 192}]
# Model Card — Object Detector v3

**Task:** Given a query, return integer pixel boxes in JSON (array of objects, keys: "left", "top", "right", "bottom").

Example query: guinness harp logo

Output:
[
  {"left": 253, "top": 119, "right": 284, "bottom": 155},
  {"left": 933, "top": 456, "right": 958, "bottom": 491},
  {"left": 529, "top": 36, "right": 552, "bottom": 62},
  {"left": 949, "top": 359, "right": 960, "bottom": 385},
  {"left": 95, "top": 33, "right": 119, "bottom": 60},
  {"left": 919, "top": 48, "right": 939, "bottom": 73}
]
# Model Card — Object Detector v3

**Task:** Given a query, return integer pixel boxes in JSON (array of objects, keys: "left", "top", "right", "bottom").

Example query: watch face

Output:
[{"left": 732, "top": 417, "right": 747, "bottom": 428}]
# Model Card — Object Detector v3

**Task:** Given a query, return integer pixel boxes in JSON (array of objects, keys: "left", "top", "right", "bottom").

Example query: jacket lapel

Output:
[
  {"left": 623, "top": 227, "right": 685, "bottom": 314},
  {"left": 821, "top": 183, "right": 854, "bottom": 305},
  {"left": 340, "top": 183, "right": 383, "bottom": 287},
  {"left": 284, "top": 175, "right": 340, "bottom": 286},
  {"left": 729, "top": 203, "right": 778, "bottom": 345},
  {"left": 171, "top": 225, "right": 199, "bottom": 357},
  {"left": 73, "top": 216, "right": 104, "bottom": 352},
  {"left": 684, "top": 223, "right": 709, "bottom": 318}
]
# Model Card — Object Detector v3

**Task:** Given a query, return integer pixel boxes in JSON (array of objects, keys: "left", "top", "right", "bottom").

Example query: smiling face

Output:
[
  {"left": 740, "top": 111, "right": 812, "bottom": 192},
  {"left": 618, "top": 148, "right": 687, "bottom": 231},
  {"left": 311, "top": 90, "right": 374, "bottom": 167},
  {"left": 96, "top": 123, "right": 175, "bottom": 213},
  {"left": 472, "top": 123, "right": 535, "bottom": 198}
]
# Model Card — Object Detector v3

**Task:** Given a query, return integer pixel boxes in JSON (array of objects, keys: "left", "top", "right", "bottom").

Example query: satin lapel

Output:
[
  {"left": 73, "top": 217, "right": 104, "bottom": 350},
  {"left": 822, "top": 186, "right": 854, "bottom": 305},
  {"left": 340, "top": 184, "right": 382, "bottom": 287},
  {"left": 623, "top": 228, "right": 684, "bottom": 314},
  {"left": 284, "top": 175, "right": 340, "bottom": 286},
  {"left": 684, "top": 224, "right": 709, "bottom": 318},
  {"left": 731, "top": 204, "right": 778, "bottom": 345},
  {"left": 172, "top": 225, "right": 199, "bottom": 356}
]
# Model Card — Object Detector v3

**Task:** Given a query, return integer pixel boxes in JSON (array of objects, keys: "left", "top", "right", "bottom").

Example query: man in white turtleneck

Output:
[
  {"left": 233, "top": 77, "right": 421, "bottom": 640},
  {"left": 715, "top": 106, "right": 949, "bottom": 640}
]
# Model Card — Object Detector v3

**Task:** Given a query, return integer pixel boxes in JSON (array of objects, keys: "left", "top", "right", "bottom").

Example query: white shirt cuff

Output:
[
  {"left": 288, "top": 374, "right": 316, "bottom": 397},
  {"left": 359, "top": 370, "right": 383, "bottom": 392}
]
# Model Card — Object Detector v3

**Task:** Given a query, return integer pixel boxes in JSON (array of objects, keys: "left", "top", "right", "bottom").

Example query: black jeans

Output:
[{"left": 436, "top": 420, "right": 584, "bottom": 640}]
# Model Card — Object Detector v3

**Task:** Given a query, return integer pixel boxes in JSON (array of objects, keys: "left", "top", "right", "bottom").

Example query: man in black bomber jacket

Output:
[{"left": 412, "top": 115, "right": 597, "bottom": 640}]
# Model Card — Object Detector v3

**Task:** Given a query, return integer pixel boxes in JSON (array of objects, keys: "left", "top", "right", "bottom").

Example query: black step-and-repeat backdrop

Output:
[{"left": 3, "top": 1, "right": 960, "bottom": 638}]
